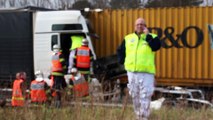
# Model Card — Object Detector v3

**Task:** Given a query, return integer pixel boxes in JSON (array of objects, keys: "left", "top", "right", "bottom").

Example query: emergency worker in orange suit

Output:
[
  {"left": 68, "top": 67, "right": 89, "bottom": 97},
  {"left": 30, "top": 71, "right": 50, "bottom": 104},
  {"left": 68, "top": 35, "right": 84, "bottom": 74},
  {"left": 51, "top": 44, "right": 67, "bottom": 108},
  {"left": 11, "top": 72, "right": 27, "bottom": 107},
  {"left": 73, "top": 39, "right": 93, "bottom": 81}
]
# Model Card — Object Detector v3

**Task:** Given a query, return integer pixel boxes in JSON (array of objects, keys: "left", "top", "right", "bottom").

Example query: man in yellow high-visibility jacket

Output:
[{"left": 117, "top": 18, "right": 161, "bottom": 120}]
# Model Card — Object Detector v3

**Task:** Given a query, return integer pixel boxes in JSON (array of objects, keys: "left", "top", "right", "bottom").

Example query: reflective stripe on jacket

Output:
[
  {"left": 12, "top": 79, "right": 24, "bottom": 106},
  {"left": 52, "top": 52, "right": 63, "bottom": 72},
  {"left": 30, "top": 80, "right": 47, "bottom": 102},
  {"left": 51, "top": 52, "right": 66, "bottom": 76},
  {"left": 124, "top": 33, "right": 157, "bottom": 74},
  {"left": 71, "top": 75, "right": 89, "bottom": 97},
  {"left": 70, "top": 35, "right": 84, "bottom": 50},
  {"left": 76, "top": 46, "right": 91, "bottom": 68}
]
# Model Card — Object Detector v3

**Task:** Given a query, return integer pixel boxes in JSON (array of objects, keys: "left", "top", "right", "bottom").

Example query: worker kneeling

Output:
[
  {"left": 69, "top": 68, "right": 89, "bottom": 97},
  {"left": 30, "top": 71, "right": 50, "bottom": 104}
]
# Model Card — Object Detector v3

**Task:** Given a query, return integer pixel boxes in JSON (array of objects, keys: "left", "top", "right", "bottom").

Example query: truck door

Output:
[{"left": 34, "top": 33, "right": 60, "bottom": 80}]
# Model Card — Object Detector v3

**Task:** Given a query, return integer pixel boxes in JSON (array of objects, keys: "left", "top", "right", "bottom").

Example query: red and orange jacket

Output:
[
  {"left": 70, "top": 74, "right": 89, "bottom": 97},
  {"left": 30, "top": 80, "right": 47, "bottom": 103},
  {"left": 74, "top": 46, "right": 93, "bottom": 74},
  {"left": 51, "top": 52, "right": 66, "bottom": 76},
  {"left": 12, "top": 79, "right": 24, "bottom": 106}
]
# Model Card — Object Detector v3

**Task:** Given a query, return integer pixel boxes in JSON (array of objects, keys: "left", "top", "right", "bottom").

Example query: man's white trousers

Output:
[{"left": 127, "top": 72, "right": 155, "bottom": 118}]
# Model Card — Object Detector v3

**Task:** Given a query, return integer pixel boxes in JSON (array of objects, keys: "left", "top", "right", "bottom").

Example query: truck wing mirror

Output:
[{"left": 87, "top": 33, "right": 100, "bottom": 40}]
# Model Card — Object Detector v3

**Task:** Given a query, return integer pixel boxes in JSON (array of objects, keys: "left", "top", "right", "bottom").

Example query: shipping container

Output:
[{"left": 89, "top": 6, "right": 213, "bottom": 87}]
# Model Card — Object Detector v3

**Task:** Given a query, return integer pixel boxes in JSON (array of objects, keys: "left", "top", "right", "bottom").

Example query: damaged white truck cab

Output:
[
  {"left": 33, "top": 10, "right": 96, "bottom": 80},
  {"left": 0, "top": 8, "right": 98, "bottom": 101}
]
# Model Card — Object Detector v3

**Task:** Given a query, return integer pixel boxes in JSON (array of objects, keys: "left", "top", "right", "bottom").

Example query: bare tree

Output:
[
  {"left": 110, "top": 0, "right": 141, "bottom": 9},
  {"left": 0, "top": 0, "right": 7, "bottom": 8},
  {"left": 138, "top": 0, "right": 148, "bottom": 7},
  {"left": 17, "top": 0, "right": 30, "bottom": 7},
  {"left": 93, "top": 0, "right": 110, "bottom": 8},
  {"left": 51, "top": 0, "right": 60, "bottom": 9},
  {"left": 205, "top": 0, "right": 213, "bottom": 6},
  {"left": 8, "top": 0, "right": 15, "bottom": 7},
  {"left": 72, "top": 0, "right": 93, "bottom": 10},
  {"left": 41, "top": 0, "right": 50, "bottom": 8},
  {"left": 45, "top": 0, "right": 52, "bottom": 8},
  {"left": 145, "top": 0, "right": 203, "bottom": 8},
  {"left": 59, "top": 0, "right": 68, "bottom": 9}
]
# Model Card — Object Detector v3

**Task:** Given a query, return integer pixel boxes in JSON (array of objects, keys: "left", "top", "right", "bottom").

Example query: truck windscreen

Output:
[{"left": 52, "top": 24, "right": 83, "bottom": 31}]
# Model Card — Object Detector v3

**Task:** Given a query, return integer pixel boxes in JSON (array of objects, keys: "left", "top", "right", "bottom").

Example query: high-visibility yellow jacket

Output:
[
  {"left": 70, "top": 35, "right": 84, "bottom": 50},
  {"left": 124, "top": 33, "right": 158, "bottom": 74}
]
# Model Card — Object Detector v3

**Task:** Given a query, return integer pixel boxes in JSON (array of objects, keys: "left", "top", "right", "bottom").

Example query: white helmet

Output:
[
  {"left": 53, "top": 44, "right": 60, "bottom": 52},
  {"left": 82, "top": 39, "right": 89, "bottom": 45},
  {"left": 35, "top": 70, "right": 44, "bottom": 82},
  {"left": 70, "top": 68, "right": 78, "bottom": 73}
]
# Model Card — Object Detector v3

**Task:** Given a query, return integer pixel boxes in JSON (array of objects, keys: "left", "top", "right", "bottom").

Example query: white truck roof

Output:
[{"left": 34, "top": 10, "right": 88, "bottom": 33}]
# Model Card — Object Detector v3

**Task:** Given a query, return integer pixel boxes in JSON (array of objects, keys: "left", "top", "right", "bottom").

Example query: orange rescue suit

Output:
[
  {"left": 30, "top": 80, "right": 47, "bottom": 103},
  {"left": 52, "top": 52, "right": 63, "bottom": 72},
  {"left": 71, "top": 75, "right": 89, "bottom": 97},
  {"left": 76, "top": 46, "right": 90, "bottom": 68},
  {"left": 12, "top": 79, "right": 24, "bottom": 106}
]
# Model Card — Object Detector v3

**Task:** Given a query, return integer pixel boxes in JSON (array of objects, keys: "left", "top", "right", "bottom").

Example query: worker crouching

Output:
[
  {"left": 69, "top": 68, "right": 89, "bottom": 98},
  {"left": 30, "top": 71, "right": 50, "bottom": 105}
]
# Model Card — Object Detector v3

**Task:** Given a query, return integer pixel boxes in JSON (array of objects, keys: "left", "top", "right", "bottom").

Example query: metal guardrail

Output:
[{"left": 155, "top": 87, "right": 205, "bottom": 100}]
